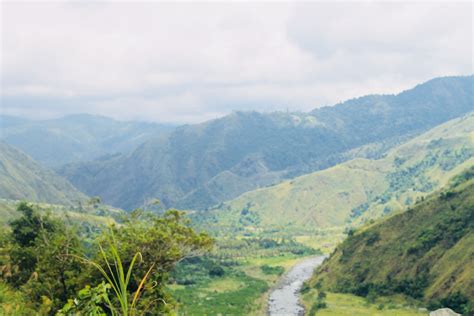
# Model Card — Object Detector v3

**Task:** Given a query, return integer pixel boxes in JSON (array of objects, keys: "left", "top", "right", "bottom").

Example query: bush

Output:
[
  {"left": 209, "top": 266, "right": 225, "bottom": 277},
  {"left": 261, "top": 265, "right": 285, "bottom": 276}
]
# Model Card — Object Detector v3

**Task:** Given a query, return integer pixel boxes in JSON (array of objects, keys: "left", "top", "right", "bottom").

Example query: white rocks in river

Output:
[{"left": 429, "top": 308, "right": 461, "bottom": 316}]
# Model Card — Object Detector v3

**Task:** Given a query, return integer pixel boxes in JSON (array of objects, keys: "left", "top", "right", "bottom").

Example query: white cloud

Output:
[{"left": 1, "top": 1, "right": 472, "bottom": 123}]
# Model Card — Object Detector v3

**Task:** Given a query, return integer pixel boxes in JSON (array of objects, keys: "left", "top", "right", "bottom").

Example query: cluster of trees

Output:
[
  {"left": 0, "top": 203, "right": 213, "bottom": 315},
  {"left": 212, "top": 236, "right": 320, "bottom": 259}
]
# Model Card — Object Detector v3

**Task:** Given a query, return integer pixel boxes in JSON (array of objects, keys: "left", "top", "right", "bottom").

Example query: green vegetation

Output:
[
  {"left": 0, "top": 198, "right": 122, "bottom": 231},
  {"left": 1, "top": 77, "right": 473, "bottom": 315},
  {"left": 260, "top": 264, "right": 284, "bottom": 276},
  {"left": 0, "top": 142, "right": 87, "bottom": 206},
  {"left": 0, "top": 203, "right": 213, "bottom": 314},
  {"left": 302, "top": 291, "right": 426, "bottom": 316},
  {"left": 310, "top": 168, "right": 474, "bottom": 315},
  {"left": 202, "top": 113, "right": 473, "bottom": 233},
  {"left": 170, "top": 265, "right": 268, "bottom": 315},
  {"left": 58, "top": 76, "right": 473, "bottom": 210},
  {"left": 165, "top": 235, "right": 322, "bottom": 315}
]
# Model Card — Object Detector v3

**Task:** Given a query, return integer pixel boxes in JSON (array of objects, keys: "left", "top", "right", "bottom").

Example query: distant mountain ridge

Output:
[
  {"left": 0, "top": 114, "right": 176, "bottom": 167},
  {"left": 0, "top": 142, "right": 87, "bottom": 205},
  {"left": 203, "top": 113, "right": 473, "bottom": 232},
  {"left": 58, "top": 75, "right": 474, "bottom": 210}
]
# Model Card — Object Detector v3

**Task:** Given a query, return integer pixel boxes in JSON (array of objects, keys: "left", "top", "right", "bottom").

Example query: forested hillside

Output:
[
  {"left": 202, "top": 113, "right": 474, "bottom": 232},
  {"left": 0, "top": 114, "right": 175, "bottom": 167},
  {"left": 0, "top": 142, "right": 87, "bottom": 205},
  {"left": 59, "top": 76, "right": 473, "bottom": 210},
  {"left": 309, "top": 167, "right": 474, "bottom": 315}
]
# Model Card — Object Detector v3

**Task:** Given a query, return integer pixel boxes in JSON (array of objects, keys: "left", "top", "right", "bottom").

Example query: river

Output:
[{"left": 267, "top": 256, "right": 326, "bottom": 316}]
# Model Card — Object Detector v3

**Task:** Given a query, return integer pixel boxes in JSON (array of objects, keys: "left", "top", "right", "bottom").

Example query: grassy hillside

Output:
[
  {"left": 0, "top": 142, "right": 88, "bottom": 206},
  {"left": 204, "top": 113, "right": 473, "bottom": 233},
  {"left": 309, "top": 168, "right": 474, "bottom": 314},
  {"left": 0, "top": 114, "right": 175, "bottom": 167},
  {"left": 60, "top": 76, "right": 473, "bottom": 210},
  {"left": 0, "top": 198, "right": 121, "bottom": 229}
]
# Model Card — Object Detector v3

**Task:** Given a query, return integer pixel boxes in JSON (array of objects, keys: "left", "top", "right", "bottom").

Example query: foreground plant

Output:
[{"left": 67, "top": 235, "right": 156, "bottom": 316}]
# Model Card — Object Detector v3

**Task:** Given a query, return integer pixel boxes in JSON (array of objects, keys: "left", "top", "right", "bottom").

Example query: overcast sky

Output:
[{"left": 1, "top": 1, "right": 472, "bottom": 123}]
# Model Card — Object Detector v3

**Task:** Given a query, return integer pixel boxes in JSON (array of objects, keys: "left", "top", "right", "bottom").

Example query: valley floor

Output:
[{"left": 302, "top": 290, "right": 427, "bottom": 316}]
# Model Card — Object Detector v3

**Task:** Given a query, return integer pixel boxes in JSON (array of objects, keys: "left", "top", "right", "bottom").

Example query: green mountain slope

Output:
[
  {"left": 0, "top": 114, "right": 175, "bottom": 167},
  {"left": 205, "top": 113, "right": 474, "bottom": 232},
  {"left": 309, "top": 168, "right": 474, "bottom": 314},
  {"left": 60, "top": 76, "right": 473, "bottom": 210},
  {"left": 0, "top": 142, "right": 87, "bottom": 205}
]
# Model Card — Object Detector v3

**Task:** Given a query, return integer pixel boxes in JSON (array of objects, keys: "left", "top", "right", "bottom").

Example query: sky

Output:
[{"left": 1, "top": 1, "right": 472, "bottom": 123}]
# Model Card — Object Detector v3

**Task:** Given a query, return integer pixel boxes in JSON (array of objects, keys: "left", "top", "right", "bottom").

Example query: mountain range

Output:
[
  {"left": 203, "top": 113, "right": 473, "bottom": 232},
  {"left": 57, "top": 75, "right": 473, "bottom": 210},
  {"left": 0, "top": 114, "right": 175, "bottom": 167},
  {"left": 0, "top": 142, "right": 87, "bottom": 205}
]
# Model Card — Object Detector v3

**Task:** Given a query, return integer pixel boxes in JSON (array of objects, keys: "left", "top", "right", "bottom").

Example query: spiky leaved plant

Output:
[{"left": 79, "top": 234, "right": 155, "bottom": 316}]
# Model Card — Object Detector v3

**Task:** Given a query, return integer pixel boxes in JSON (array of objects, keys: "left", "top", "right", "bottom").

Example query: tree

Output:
[
  {"left": 7, "top": 203, "right": 85, "bottom": 312},
  {"left": 68, "top": 209, "right": 214, "bottom": 314}
]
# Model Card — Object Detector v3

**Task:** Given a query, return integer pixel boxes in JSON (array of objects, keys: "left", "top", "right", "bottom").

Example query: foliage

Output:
[
  {"left": 260, "top": 265, "right": 284, "bottom": 276},
  {"left": 302, "top": 291, "right": 426, "bottom": 316},
  {"left": 311, "top": 173, "right": 474, "bottom": 313},
  {"left": 91, "top": 209, "right": 214, "bottom": 314},
  {"left": 4, "top": 202, "right": 85, "bottom": 313},
  {"left": 57, "top": 282, "right": 110, "bottom": 316},
  {"left": 76, "top": 235, "right": 155, "bottom": 316},
  {"left": 308, "top": 290, "right": 328, "bottom": 316},
  {"left": 0, "top": 204, "right": 213, "bottom": 315}
]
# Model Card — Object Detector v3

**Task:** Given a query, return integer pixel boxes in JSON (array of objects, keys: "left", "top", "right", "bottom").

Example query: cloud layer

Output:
[{"left": 1, "top": 2, "right": 472, "bottom": 123}]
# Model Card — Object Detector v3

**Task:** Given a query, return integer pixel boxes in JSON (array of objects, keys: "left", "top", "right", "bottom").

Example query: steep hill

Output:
[
  {"left": 310, "top": 168, "right": 474, "bottom": 314},
  {"left": 0, "top": 142, "right": 87, "bottom": 205},
  {"left": 0, "top": 114, "right": 175, "bottom": 167},
  {"left": 204, "top": 113, "right": 474, "bottom": 232},
  {"left": 59, "top": 76, "right": 473, "bottom": 210}
]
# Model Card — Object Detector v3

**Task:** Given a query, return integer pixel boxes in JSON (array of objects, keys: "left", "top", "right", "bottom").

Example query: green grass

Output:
[
  {"left": 202, "top": 113, "right": 474, "bottom": 233},
  {"left": 171, "top": 271, "right": 268, "bottom": 315},
  {"left": 311, "top": 170, "right": 474, "bottom": 313},
  {"left": 0, "top": 199, "right": 121, "bottom": 229},
  {"left": 0, "top": 142, "right": 87, "bottom": 205},
  {"left": 168, "top": 247, "right": 320, "bottom": 316},
  {"left": 302, "top": 291, "right": 426, "bottom": 316}
]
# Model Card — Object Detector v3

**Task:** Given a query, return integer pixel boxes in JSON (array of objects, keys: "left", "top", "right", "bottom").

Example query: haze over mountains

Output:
[
  {"left": 0, "top": 74, "right": 473, "bottom": 315},
  {"left": 0, "top": 75, "right": 472, "bottom": 212},
  {"left": 203, "top": 113, "right": 473, "bottom": 232},
  {"left": 0, "top": 114, "right": 175, "bottom": 167},
  {"left": 0, "top": 142, "right": 87, "bottom": 205},
  {"left": 52, "top": 75, "right": 473, "bottom": 210}
]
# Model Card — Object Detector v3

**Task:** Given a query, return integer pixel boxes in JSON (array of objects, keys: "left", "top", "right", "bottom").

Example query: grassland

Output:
[
  {"left": 301, "top": 290, "right": 427, "bottom": 316},
  {"left": 0, "top": 198, "right": 121, "bottom": 229},
  {"left": 309, "top": 168, "right": 474, "bottom": 314},
  {"left": 168, "top": 254, "right": 311, "bottom": 315},
  {"left": 203, "top": 113, "right": 473, "bottom": 233},
  {"left": 0, "top": 142, "right": 87, "bottom": 206}
]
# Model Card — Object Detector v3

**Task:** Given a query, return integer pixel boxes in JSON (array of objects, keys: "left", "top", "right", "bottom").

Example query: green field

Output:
[
  {"left": 168, "top": 238, "right": 322, "bottom": 316},
  {"left": 302, "top": 290, "right": 427, "bottom": 316}
]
